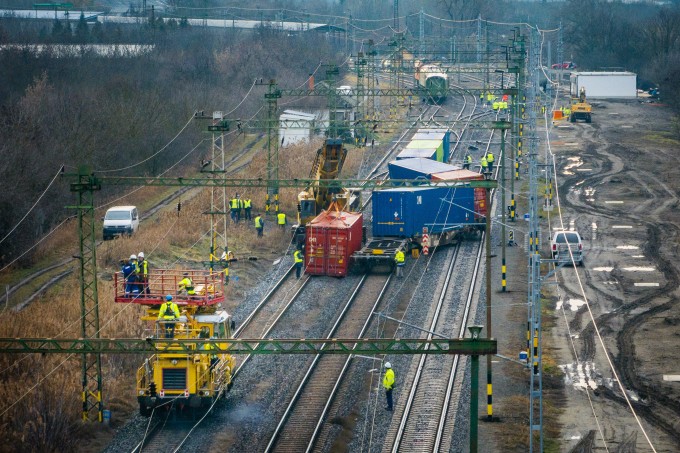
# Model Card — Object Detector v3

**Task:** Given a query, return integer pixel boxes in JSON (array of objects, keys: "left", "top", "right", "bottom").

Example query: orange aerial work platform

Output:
[{"left": 113, "top": 269, "right": 225, "bottom": 306}]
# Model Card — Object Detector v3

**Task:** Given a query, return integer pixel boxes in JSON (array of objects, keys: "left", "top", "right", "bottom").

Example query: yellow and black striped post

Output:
[
  {"left": 533, "top": 328, "right": 539, "bottom": 375},
  {"left": 501, "top": 258, "right": 507, "bottom": 292},
  {"left": 510, "top": 194, "right": 516, "bottom": 221}
]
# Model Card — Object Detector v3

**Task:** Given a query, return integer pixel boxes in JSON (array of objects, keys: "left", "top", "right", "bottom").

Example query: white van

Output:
[{"left": 103, "top": 206, "right": 139, "bottom": 240}]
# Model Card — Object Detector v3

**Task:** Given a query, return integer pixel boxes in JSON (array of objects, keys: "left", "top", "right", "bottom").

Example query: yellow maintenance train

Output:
[{"left": 114, "top": 269, "right": 234, "bottom": 417}]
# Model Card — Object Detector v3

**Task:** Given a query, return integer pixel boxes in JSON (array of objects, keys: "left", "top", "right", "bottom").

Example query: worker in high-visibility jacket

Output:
[
  {"left": 383, "top": 362, "right": 395, "bottom": 411},
  {"left": 199, "top": 326, "right": 219, "bottom": 369},
  {"left": 486, "top": 151, "right": 495, "bottom": 174},
  {"left": 158, "top": 295, "right": 180, "bottom": 338},
  {"left": 394, "top": 249, "right": 405, "bottom": 278},
  {"left": 463, "top": 153, "right": 472, "bottom": 170},
  {"left": 480, "top": 156, "right": 488, "bottom": 175},
  {"left": 243, "top": 198, "right": 252, "bottom": 220},
  {"left": 294, "top": 249, "right": 304, "bottom": 279},
  {"left": 230, "top": 196, "right": 241, "bottom": 223},
  {"left": 255, "top": 214, "right": 264, "bottom": 237},
  {"left": 137, "top": 251, "right": 150, "bottom": 295},
  {"left": 492, "top": 101, "right": 499, "bottom": 111},
  {"left": 178, "top": 273, "right": 195, "bottom": 296},
  {"left": 277, "top": 212, "right": 287, "bottom": 229}
]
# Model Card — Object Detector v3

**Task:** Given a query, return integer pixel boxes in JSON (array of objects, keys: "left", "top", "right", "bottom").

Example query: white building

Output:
[{"left": 570, "top": 72, "right": 637, "bottom": 99}]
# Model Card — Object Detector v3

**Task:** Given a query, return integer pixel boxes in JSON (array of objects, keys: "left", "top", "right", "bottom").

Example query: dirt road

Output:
[{"left": 548, "top": 98, "right": 680, "bottom": 452}]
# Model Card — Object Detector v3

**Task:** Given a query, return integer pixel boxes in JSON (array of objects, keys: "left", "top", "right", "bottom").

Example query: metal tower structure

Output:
[
  {"left": 68, "top": 167, "right": 103, "bottom": 422},
  {"left": 527, "top": 26, "right": 544, "bottom": 453},
  {"left": 209, "top": 112, "right": 229, "bottom": 273}
]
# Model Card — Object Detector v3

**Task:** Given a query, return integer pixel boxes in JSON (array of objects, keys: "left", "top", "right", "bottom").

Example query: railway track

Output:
[
  {"left": 388, "top": 239, "right": 483, "bottom": 452},
  {"left": 265, "top": 274, "right": 392, "bottom": 452},
  {"left": 2, "top": 133, "right": 265, "bottom": 311},
  {"left": 128, "top": 266, "right": 309, "bottom": 452}
]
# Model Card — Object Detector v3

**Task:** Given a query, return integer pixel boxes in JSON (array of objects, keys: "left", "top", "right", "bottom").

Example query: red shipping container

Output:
[
  {"left": 431, "top": 169, "right": 487, "bottom": 223},
  {"left": 305, "top": 208, "right": 363, "bottom": 277}
]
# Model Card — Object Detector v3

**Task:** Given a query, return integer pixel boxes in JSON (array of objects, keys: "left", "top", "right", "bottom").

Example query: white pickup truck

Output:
[{"left": 550, "top": 230, "right": 584, "bottom": 266}]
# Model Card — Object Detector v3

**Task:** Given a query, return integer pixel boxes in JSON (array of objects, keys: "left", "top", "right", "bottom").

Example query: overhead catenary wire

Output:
[{"left": 0, "top": 165, "right": 63, "bottom": 247}]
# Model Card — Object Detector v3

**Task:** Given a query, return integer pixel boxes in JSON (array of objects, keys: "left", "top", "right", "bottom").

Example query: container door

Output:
[
  {"left": 474, "top": 188, "right": 486, "bottom": 222},
  {"left": 305, "top": 226, "right": 326, "bottom": 275},
  {"left": 324, "top": 228, "right": 349, "bottom": 276}
]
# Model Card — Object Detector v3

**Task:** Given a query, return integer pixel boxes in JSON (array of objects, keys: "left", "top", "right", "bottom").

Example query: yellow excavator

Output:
[{"left": 570, "top": 87, "right": 592, "bottom": 123}]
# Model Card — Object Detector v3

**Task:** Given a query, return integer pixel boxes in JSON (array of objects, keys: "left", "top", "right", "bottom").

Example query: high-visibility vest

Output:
[
  {"left": 277, "top": 213, "right": 286, "bottom": 225},
  {"left": 395, "top": 250, "right": 405, "bottom": 264},
  {"left": 244, "top": 199, "right": 251, "bottom": 209},
  {"left": 230, "top": 198, "right": 239, "bottom": 209},
  {"left": 492, "top": 101, "right": 499, "bottom": 110},
  {"left": 178, "top": 277, "right": 195, "bottom": 295},
  {"left": 255, "top": 216, "right": 263, "bottom": 228},
  {"left": 294, "top": 250, "right": 303, "bottom": 263},
  {"left": 487, "top": 153, "right": 494, "bottom": 163},
  {"left": 481, "top": 157, "right": 488, "bottom": 168},
  {"left": 137, "top": 259, "right": 148, "bottom": 278},
  {"left": 383, "top": 368, "right": 395, "bottom": 389},
  {"left": 465, "top": 155, "right": 472, "bottom": 164},
  {"left": 158, "top": 301, "right": 179, "bottom": 319}
]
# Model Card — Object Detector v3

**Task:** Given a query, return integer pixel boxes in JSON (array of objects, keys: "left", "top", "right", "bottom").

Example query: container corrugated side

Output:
[
  {"left": 431, "top": 170, "right": 487, "bottom": 222},
  {"left": 416, "top": 129, "right": 450, "bottom": 162},
  {"left": 372, "top": 187, "right": 475, "bottom": 237},
  {"left": 396, "top": 147, "right": 438, "bottom": 161},
  {"left": 406, "top": 140, "right": 445, "bottom": 162},
  {"left": 305, "top": 210, "right": 363, "bottom": 277},
  {"left": 388, "top": 158, "right": 459, "bottom": 181}
]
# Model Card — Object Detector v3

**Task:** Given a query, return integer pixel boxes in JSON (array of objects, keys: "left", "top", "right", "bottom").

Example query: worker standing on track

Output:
[
  {"left": 230, "top": 194, "right": 240, "bottom": 223},
  {"left": 480, "top": 156, "right": 488, "bottom": 175},
  {"left": 277, "top": 212, "right": 287, "bottom": 229},
  {"left": 486, "top": 151, "right": 495, "bottom": 174},
  {"left": 243, "top": 197, "right": 252, "bottom": 221},
  {"left": 255, "top": 214, "right": 264, "bottom": 237},
  {"left": 294, "top": 248, "right": 304, "bottom": 279},
  {"left": 383, "top": 362, "right": 395, "bottom": 411},
  {"left": 394, "top": 249, "right": 405, "bottom": 278},
  {"left": 158, "top": 295, "right": 180, "bottom": 338}
]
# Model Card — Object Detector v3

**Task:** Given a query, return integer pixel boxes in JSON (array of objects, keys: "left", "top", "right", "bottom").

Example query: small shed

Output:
[{"left": 570, "top": 72, "right": 637, "bottom": 99}]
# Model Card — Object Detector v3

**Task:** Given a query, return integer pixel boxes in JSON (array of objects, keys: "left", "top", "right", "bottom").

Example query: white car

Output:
[{"left": 550, "top": 230, "right": 583, "bottom": 266}]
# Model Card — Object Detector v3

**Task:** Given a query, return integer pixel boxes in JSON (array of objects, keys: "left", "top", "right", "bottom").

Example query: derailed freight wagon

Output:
[
  {"left": 305, "top": 206, "right": 363, "bottom": 277},
  {"left": 430, "top": 169, "right": 487, "bottom": 223},
  {"left": 371, "top": 186, "right": 479, "bottom": 248},
  {"left": 388, "top": 158, "right": 460, "bottom": 181}
]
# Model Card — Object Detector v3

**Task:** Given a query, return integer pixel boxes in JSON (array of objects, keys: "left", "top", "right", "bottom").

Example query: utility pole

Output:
[
  {"left": 68, "top": 167, "right": 103, "bottom": 422},
  {"left": 208, "top": 112, "right": 229, "bottom": 275},
  {"left": 260, "top": 79, "right": 282, "bottom": 214},
  {"left": 527, "top": 26, "right": 544, "bottom": 453}
]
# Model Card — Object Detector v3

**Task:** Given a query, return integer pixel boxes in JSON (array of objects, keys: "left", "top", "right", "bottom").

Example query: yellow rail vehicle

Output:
[
  {"left": 137, "top": 311, "right": 235, "bottom": 417},
  {"left": 113, "top": 269, "right": 235, "bottom": 417}
]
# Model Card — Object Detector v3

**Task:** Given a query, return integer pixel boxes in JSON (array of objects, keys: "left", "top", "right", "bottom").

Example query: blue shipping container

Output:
[
  {"left": 372, "top": 187, "right": 475, "bottom": 237},
  {"left": 388, "top": 158, "right": 459, "bottom": 181},
  {"left": 396, "top": 147, "right": 439, "bottom": 161}
]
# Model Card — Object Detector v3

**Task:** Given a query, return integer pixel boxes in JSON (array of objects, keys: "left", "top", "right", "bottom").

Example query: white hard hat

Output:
[
  {"left": 138, "top": 252, "right": 144, "bottom": 259},
  {"left": 130, "top": 254, "right": 137, "bottom": 260},
  {"left": 385, "top": 362, "right": 392, "bottom": 369}
]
